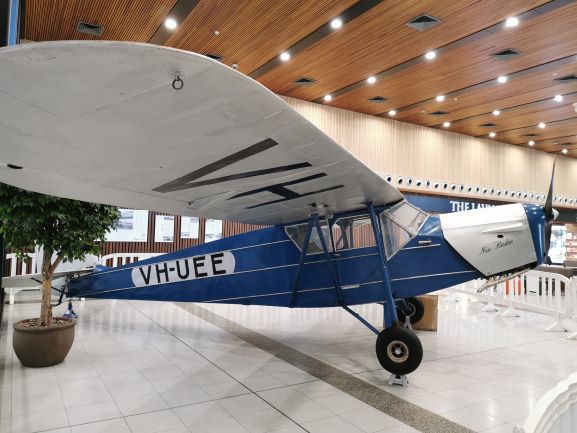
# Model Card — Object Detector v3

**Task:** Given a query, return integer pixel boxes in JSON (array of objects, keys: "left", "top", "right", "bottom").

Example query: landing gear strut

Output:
[
  {"left": 396, "top": 297, "right": 424, "bottom": 325},
  {"left": 375, "top": 324, "right": 423, "bottom": 376}
]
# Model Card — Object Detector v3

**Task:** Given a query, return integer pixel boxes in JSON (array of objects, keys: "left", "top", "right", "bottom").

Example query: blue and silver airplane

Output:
[{"left": 0, "top": 41, "right": 557, "bottom": 375}]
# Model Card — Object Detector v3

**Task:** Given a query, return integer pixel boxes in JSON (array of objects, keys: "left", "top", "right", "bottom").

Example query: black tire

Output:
[
  {"left": 396, "top": 297, "right": 424, "bottom": 324},
  {"left": 375, "top": 325, "right": 423, "bottom": 375}
]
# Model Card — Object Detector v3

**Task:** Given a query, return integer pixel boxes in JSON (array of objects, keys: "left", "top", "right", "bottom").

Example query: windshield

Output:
[{"left": 380, "top": 202, "right": 427, "bottom": 258}]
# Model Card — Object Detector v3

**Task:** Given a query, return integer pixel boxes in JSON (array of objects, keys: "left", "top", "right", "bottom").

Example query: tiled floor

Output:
[{"left": 1, "top": 293, "right": 575, "bottom": 433}]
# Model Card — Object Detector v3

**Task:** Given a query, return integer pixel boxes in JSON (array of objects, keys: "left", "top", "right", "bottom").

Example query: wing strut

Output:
[{"left": 289, "top": 213, "right": 345, "bottom": 307}]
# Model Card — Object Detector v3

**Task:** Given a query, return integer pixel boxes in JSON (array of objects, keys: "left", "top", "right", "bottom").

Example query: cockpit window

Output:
[{"left": 380, "top": 202, "right": 428, "bottom": 258}]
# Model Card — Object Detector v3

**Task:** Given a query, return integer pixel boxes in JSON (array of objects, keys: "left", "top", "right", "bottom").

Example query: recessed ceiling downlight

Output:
[
  {"left": 330, "top": 18, "right": 343, "bottom": 29},
  {"left": 505, "top": 17, "right": 519, "bottom": 27},
  {"left": 164, "top": 18, "right": 178, "bottom": 30}
]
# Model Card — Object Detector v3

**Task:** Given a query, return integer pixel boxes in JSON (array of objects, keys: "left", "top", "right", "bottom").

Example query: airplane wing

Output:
[
  {"left": 0, "top": 41, "right": 402, "bottom": 225},
  {"left": 2, "top": 269, "right": 93, "bottom": 288}
]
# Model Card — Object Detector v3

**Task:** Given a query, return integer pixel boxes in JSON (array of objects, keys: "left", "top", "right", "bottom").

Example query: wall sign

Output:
[
  {"left": 155, "top": 215, "right": 175, "bottom": 243},
  {"left": 181, "top": 216, "right": 199, "bottom": 239},
  {"left": 106, "top": 209, "right": 149, "bottom": 242}
]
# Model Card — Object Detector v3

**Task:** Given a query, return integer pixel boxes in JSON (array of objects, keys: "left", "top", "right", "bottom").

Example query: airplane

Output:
[{"left": 0, "top": 41, "right": 557, "bottom": 377}]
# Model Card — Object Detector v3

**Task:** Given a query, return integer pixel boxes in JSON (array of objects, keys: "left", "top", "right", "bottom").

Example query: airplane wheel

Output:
[
  {"left": 375, "top": 325, "right": 423, "bottom": 375},
  {"left": 396, "top": 297, "right": 424, "bottom": 324}
]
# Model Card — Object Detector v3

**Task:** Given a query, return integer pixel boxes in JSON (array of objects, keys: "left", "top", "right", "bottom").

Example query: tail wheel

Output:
[
  {"left": 375, "top": 325, "right": 423, "bottom": 375},
  {"left": 396, "top": 297, "right": 425, "bottom": 324}
]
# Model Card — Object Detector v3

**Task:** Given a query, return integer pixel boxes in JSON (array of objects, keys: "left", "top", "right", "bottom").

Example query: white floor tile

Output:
[
  {"left": 125, "top": 408, "right": 185, "bottom": 433},
  {"left": 275, "top": 400, "right": 333, "bottom": 423},
  {"left": 161, "top": 386, "right": 212, "bottom": 407},
  {"left": 302, "top": 415, "right": 365, "bottom": 433},
  {"left": 442, "top": 407, "right": 503, "bottom": 432},
  {"left": 186, "top": 416, "right": 249, "bottom": 433},
  {"left": 174, "top": 401, "right": 230, "bottom": 426},
  {"left": 70, "top": 418, "right": 131, "bottom": 433},
  {"left": 11, "top": 408, "right": 69, "bottom": 433},
  {"left": 341, "top": 407, "right": 402, "bottom": 432},
  {"left": 314, "top": 393, "right": 370, "bottom": 414},
  {"left": 217, "top": 394, "right": 271, "bottom": 417},
  {"left": 66, "top": 401, "right": 122, "bottom": 425},
  {"left": 115, "top": 394, "right": 168, "bottom": 416},
  {"left": 62, "top": 386, "right": 113, "bottom": 409},
  {"left": 406, "top": 393, "right": 464, "bottom": 413},
  {"left": 233, "top": 407, "right": 295, "bottom": 433}
]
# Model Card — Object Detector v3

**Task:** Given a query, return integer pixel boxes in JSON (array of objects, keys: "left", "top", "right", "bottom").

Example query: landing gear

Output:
[
  {"left": 375, "top": 325, "right": 423, "bottom": 376},
  {"left": 396, "top": 297, "right": 424, "bottom": 324}
]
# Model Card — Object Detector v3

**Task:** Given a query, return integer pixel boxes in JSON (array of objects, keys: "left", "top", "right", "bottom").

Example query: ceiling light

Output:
[
  {"left": 164, "top": 18, "right": 178, "bottom": 30},
  {"left": 436, "top": 95, "right": 445, "bottom": 102},
  {"left": 442, "top": 121, "right": 450, "bottom": 128},
  {"left": 554, "top": 94, "right": 564, "bottom": 102},
  {"left": 280, "top": 52, "right": 290, "bottom": 61},
  {"left": 538, "top": 122, "right": 546, "bottom": 129},
  {"left": 425, "top": 51, "right": 436, "bottom": 60},
  {"left": 330, "top": 18, "right": 343, "bottom": 29},
  {"left": 492, "top": 110, "right": 501, "bottom": 116},
  {"left": 562, "top": 148, "right": 568, "bottom": 154},
  {"left": 528, "top": 140, "right": 535, "bottom": 146},
  {"left": 323, "top": 94, "right": 332, "bottom": 102},
  {"left": 489, "top": 132, "right": 496, "bottom": 138},
  {"left": 497, "top": 76, "right": 508, "bottom": 84},
  {"left": 505, "top": 17, "right": 519, "bottom": 27},
  {"left": 367, "top": 76, "right": 376, "bottom": 84},
  {"left": 388, "top": 109, "right": 397, "bottom": 116}
]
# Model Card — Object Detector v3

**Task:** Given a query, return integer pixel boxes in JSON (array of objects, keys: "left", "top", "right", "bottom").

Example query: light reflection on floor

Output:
[{"left": 1, "top": 293, "right": 576, "bottom": 433}]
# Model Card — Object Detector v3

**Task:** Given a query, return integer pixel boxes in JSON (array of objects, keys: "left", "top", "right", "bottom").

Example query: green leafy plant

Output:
[{"left": 0, "top": 184, "right": 120, "bottom": 326}]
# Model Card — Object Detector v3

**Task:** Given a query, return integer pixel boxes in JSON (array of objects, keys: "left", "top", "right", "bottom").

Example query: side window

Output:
[
  {"left": 382, "top": 218, "right": 411, "bottom": 258},
  {"left": 285, "top": 223, "right": 332, "bottom": 254},
  {"left": 333, "top": 216, "right": 376, "bottom": 251}
]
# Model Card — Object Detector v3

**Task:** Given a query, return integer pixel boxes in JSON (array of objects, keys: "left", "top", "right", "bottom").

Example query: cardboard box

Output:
[{"left": 413, "top": 294, "right": 438, "bottom": 331}]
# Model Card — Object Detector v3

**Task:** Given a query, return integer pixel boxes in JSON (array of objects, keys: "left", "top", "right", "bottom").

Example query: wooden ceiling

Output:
[{"left": 22, "top": 0, "right": 577, "bottom": 158}]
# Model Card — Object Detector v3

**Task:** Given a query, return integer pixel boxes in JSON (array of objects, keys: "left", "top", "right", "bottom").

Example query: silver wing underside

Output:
[{"left": 0, "top": 41, "right": 402, "bottom": 225}]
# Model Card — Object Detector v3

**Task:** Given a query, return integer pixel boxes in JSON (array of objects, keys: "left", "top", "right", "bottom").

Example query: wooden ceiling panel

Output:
[
  {"left": 331, "top": 2, "right": 577, "bottom": 116},
  {"left": 491, "top": 117, "right": 577, "bottom": 144},
  {"left": 538, "top": 136, "right": 577, "bottom": 152},
  {"left": 256, "top": 0, "right": 546, "bottom": 100},
  {"left": 396, "top": 61, "right": 577, "bottom": 125},
  {"left": 165, "top": 0, "right": 358, "bottom": 74},
  {"left": 24, "top": 0, "right": 177, "bottom": 42},
  {"left": 448, "top": 95, "right": 577, "bottom": 137}
]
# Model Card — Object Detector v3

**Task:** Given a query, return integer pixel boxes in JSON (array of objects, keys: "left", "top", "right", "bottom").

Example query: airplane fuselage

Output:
[{"left": 66, "top": 202, "right": 549, "bottom": 308}]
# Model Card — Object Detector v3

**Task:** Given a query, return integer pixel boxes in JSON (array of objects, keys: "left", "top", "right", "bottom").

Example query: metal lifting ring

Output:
[{"left": 172, "top": 75, "right": 184, "bottom": 90}]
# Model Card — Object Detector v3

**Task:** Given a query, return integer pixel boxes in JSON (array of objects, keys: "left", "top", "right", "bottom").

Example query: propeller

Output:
[{"left": 543, "top": 159, "right": 557, "bottom": 256}]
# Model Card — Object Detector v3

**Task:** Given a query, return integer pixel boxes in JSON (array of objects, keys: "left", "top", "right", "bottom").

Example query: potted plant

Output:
[{"left": 0, "top": 183, "right": 119, "bottom": 367}]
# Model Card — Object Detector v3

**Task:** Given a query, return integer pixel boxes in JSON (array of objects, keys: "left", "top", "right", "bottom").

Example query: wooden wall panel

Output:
[
  {"left": 101, "top": 96, "right": 577, "bottom": 256},
  {"left": 281, "top": 96, "right": 577, "bottom": 200},
  {"left": 100, "top": 211, "right": 265, "bottom": 256}
]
